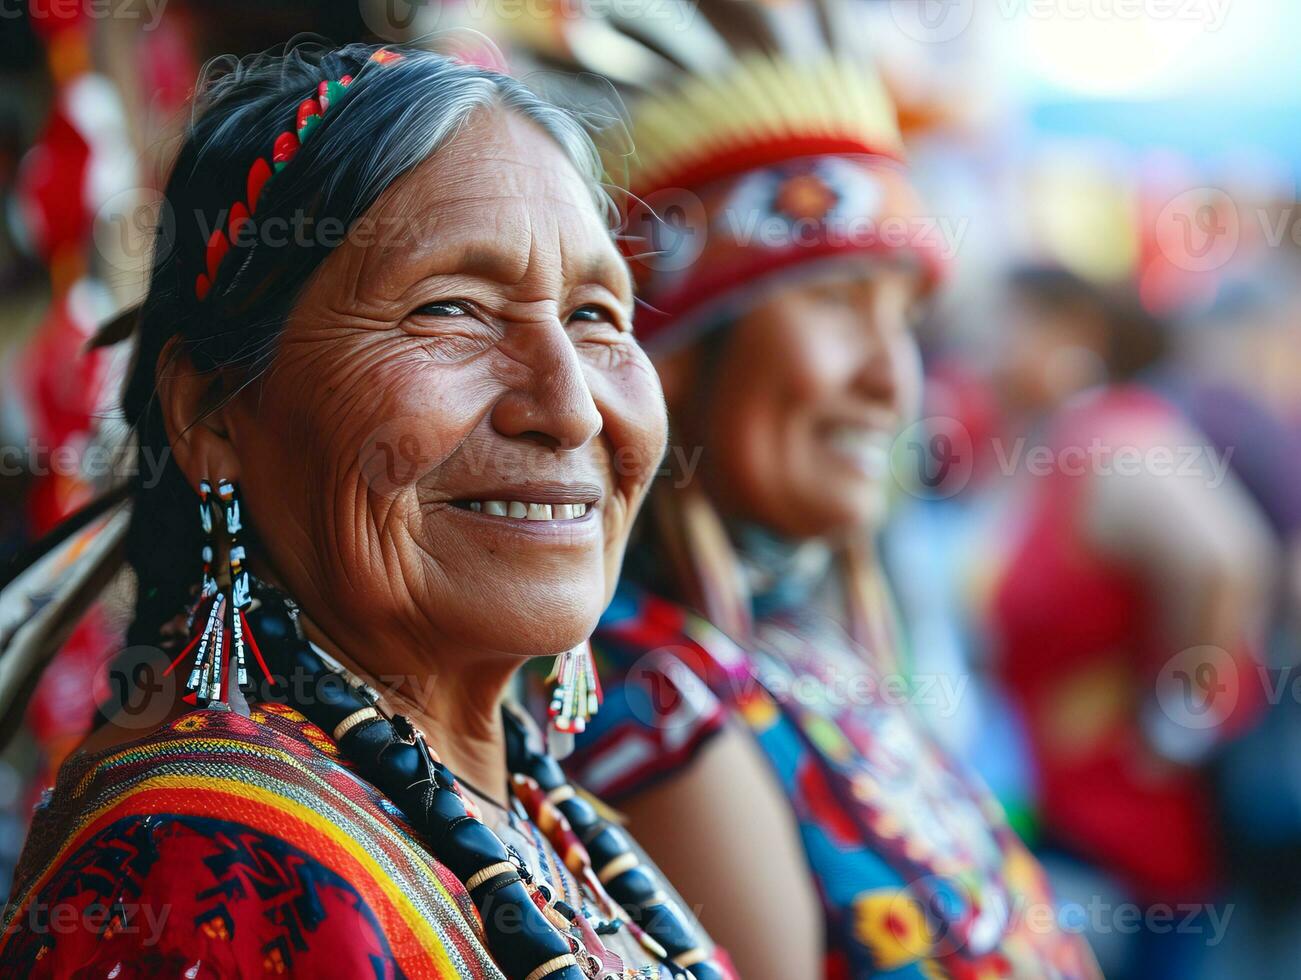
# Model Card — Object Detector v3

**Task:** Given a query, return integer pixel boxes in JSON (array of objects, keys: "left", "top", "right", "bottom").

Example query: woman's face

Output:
[
  {"left": 998, "top": 296, "right": 1107, "bottom": 418},
  {"left": 687, "top": 266, "right": 922, "bottom": 539},
  {"left": 227, "top": 108, "right": 667, "bottom": 664}
]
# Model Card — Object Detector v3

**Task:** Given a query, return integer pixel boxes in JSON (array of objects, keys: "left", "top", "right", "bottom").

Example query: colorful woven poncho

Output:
[{"left": 0, "top": 703, "right": 679, "bottom": 977}]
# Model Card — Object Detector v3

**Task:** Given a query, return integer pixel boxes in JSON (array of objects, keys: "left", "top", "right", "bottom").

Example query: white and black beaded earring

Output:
[{"left": 165, "top": 479, "right": 270, "bottom": 705}]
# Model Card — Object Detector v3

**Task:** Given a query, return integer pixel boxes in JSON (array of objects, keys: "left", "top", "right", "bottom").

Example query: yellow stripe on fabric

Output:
[{"left": 74, "top": 734, "right": 462, "bottom": 915}]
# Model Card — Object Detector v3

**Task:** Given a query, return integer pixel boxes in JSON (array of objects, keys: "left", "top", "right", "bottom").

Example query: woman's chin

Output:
[
  {"left": 768, "top": 490, "right": 886, "bottom": 541},
  {"left": 454, "top": 593, "right": 605, "bottom": 659}
]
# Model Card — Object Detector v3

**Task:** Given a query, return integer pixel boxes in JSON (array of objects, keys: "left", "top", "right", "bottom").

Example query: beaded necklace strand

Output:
[{"left": 242, "top": 591, "right": 726, "bottom": 980}]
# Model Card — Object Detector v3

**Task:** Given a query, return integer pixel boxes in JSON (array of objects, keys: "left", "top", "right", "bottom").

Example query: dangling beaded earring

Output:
[
  {"left": 166, "top": 479, "right": 271, "bottom": 706},
  {"left": 196, "top": 481, "right": 217, "bottom": 600},
  {"left": 546, "top": 640, "right": 602, "bottom": 758},
  {"left": 217, "top": 480, "right": 258, "bottom": 696}
]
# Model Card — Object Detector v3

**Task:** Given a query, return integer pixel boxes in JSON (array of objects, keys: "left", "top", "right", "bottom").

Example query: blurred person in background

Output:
[
  {"left": 1150, "top": 280, "right": 1301, "bottom": 979},
  {"left": 507, "top": 3, "right": 1101, "bottom": 977},
  {"left": 987, "top": 266, "right": 1276, "bottom": 980}
]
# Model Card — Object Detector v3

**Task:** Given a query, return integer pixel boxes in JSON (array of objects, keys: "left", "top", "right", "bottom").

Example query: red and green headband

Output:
[{"left": 194, "top": 47, "right": 404, "bottom": 303}]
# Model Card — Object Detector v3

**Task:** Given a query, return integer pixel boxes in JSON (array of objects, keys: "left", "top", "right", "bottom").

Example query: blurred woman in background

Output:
[
  {"left": 988, "top": 267, "right": 1275, "bottom": 979},
  {"left": 510, "top": 4, "right": 1102, "bottom": 977}
]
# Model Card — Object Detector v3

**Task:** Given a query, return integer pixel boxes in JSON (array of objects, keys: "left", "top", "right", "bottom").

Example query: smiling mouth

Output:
[
  {"left": 450, "top": 499, "right": 593, "bottom": 521},
  {"left": 823, "top": 425, "right": 893, "bottom": 476}
]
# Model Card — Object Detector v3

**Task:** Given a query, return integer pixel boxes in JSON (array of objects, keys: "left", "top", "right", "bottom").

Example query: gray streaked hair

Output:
[{"left": 122, "top": 41, "right": 614, "bottom": 641}]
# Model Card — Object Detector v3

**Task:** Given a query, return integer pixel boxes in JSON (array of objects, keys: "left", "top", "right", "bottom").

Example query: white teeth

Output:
[
  {"left": 464, "top": 499, "right": 590, "bottom": 520},
  {"left": 827, "top": 428, "right": 892, "bottom": 476}
]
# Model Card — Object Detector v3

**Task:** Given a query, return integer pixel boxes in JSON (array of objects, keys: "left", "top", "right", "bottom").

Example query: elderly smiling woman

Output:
[{"left": 0, "top": 43, "right": 730, "bottom": 980}]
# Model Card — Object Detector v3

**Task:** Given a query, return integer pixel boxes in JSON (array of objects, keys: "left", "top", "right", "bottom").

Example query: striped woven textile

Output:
[{"left": 0, "top": 703, "right": 501, "bottom": 977}]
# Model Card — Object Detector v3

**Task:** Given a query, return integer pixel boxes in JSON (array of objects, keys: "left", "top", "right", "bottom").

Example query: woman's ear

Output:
[{"left": 155, "top": 337, "right": 242, "bottom": 493}]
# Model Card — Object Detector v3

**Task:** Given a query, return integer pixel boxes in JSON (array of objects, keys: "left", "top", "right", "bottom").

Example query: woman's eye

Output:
[
  {"left": 414, "top": 300, "right": 470, "bottom": 317},
  {"left": 569, "top": 304, "right": 614, "bottom": 324}
]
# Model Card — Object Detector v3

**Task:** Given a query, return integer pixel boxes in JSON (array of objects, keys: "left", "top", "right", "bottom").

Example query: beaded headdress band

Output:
[
  {"left": 193, "top": 47, "right": 404, "bottom": 303},
  {"left": 483, "top": 0, "right": 944, "bottom": 350}
]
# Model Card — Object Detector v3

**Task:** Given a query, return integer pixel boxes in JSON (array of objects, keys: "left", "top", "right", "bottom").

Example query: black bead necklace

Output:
[{"left": 243, "top": 591, "right": 727, "bottom": 980}]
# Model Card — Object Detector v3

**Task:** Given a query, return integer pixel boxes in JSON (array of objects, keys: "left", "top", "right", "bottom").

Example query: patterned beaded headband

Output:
[
  {"left": 487, "top": 1, "right": 945, "bottom": 353},
  {"left": 193, "top": 47, "right": 405, "bottom": 303}
]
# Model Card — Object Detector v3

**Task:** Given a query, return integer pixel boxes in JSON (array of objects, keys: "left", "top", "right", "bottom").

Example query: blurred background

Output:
[{"left": 1, "top": 1, "right": 1299, "bottom": 977}]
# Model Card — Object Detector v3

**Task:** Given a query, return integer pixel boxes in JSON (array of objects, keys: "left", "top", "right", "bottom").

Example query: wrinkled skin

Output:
[
  {"left": 162, "top": 107, "right": 667, "bottom": 786},
  {"left": 662, "top": 266, "right": 924, "bottom": 539}
]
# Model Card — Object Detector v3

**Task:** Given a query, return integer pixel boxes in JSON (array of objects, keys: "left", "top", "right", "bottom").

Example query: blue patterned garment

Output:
[{"left": 566, "top": 583, "right": 1100, "bottom": 980}]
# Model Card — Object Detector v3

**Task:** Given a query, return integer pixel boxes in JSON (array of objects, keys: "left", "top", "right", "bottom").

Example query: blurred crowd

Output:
[{"left": 2, "top": 2, "right": 1300, "bottom": 978}]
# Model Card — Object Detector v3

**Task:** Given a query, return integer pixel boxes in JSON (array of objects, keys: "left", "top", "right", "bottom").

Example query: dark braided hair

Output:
[{"left": 122, "top": 40, "right": 609, "bottom": 646}]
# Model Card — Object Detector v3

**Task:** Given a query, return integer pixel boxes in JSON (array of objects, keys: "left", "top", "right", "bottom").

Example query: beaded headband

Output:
[
  {"left": 488, "top": 1, "right": 943, "bottom": 353},
  {"left": 193, "top": 47, "right": 405, "bottom": 303}
]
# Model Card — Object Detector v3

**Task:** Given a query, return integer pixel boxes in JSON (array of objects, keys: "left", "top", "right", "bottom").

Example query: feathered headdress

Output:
[{"left": 486, "top": 0, "right": 944, "bottom": 350}]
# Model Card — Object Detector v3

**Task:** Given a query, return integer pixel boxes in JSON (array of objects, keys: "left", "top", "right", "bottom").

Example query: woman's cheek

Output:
[
  {"left": 345, "top": 358, "right": 491, "bottom": 500},
  {"left": 589, "top": 345, "right": 668, "bottom": 500}
]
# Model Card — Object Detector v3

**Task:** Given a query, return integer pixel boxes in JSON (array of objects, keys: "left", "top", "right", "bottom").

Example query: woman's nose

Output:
[
  {"left": 491, "top": 322, "right": 603, "bottom": 450},
  {"left": 850, "top": 322, "right": 901, "bottom": 406}
]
